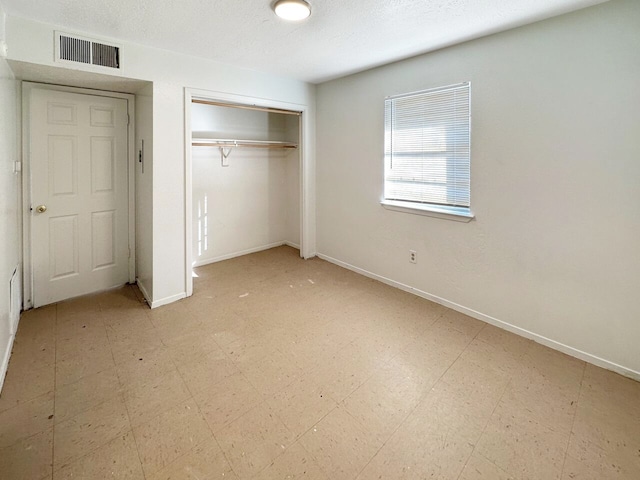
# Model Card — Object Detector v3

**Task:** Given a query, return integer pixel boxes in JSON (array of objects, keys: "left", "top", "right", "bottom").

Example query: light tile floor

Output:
[{"left": 1, "top": 246, "right": 639, "bottom": 479}]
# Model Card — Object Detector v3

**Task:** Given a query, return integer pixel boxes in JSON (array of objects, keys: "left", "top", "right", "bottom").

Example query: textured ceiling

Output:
[{"left": 2, "top": 0, "right": 608, "bottom": 83}]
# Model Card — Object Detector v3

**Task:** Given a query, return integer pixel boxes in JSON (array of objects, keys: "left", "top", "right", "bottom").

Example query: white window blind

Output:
[{"left": 384, "top": 82, "right": 471, "bottom": 214}]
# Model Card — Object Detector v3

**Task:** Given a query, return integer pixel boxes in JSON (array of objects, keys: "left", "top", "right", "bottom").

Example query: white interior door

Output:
[{"left": 30, "top": 88, "right": 130, "bottom": 307}]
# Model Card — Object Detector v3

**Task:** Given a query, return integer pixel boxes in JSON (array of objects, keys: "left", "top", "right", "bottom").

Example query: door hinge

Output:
[
  {"left": 127, "top": 114, "right": 130, "bottom": 126},
  {"left": 128, "top": 248, "right": 131, "bottom": 259}
]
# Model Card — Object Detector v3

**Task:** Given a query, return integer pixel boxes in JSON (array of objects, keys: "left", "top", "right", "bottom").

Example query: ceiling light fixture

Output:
[{"left": 274, "top": 0, "right": 311, "bottom": 21}]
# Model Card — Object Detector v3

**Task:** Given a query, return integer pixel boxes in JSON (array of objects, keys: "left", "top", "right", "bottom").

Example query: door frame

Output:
[
  {"left": 21, "top": 82, "right": 136, "bottom": 310},
  {"left": 183, "top": 87, "right": 313, "bottom": 298}
]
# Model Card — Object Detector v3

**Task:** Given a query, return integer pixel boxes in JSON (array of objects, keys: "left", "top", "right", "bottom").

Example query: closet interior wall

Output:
[{"left": 191, "top": 102, "right": 300, "bottom": 267}]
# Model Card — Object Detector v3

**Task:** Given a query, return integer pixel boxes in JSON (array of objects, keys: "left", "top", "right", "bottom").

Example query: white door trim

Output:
[
  {"left": 183, "top": 87, "right": 314, "bottom": 298},
  {"left": 22, "top": 82, "right": 136, "bottom": 309}
]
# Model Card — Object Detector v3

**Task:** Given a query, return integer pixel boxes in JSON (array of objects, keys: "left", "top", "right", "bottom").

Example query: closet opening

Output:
[{"left": 184, "top": 90, "right": 311, "bottom": 298}]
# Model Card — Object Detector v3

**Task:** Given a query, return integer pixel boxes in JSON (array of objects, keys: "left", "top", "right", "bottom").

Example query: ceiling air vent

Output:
[{"left": 55, "top": 31, "right": 121, "bottom": 71}]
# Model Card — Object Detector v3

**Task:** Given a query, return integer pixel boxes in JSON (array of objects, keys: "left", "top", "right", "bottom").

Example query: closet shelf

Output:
[{"left": 192, "top": 138, "right": 298, "bottom": 149}]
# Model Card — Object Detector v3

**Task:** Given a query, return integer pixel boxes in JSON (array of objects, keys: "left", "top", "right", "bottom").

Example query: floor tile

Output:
[
  {"left": 122, "top": 370, "right": 191, "bottom": 427},
  {"left": 115, "top": 346, "right": 177, "bottom": 388},
  {"left": 17, "top": 304, "right": 57, "bottom": 328},
  {"left": 571, "top": 399, "right": 640, "bottom": 458},
  {"left": 146, "top": 438, "right": 235, "bottom": 480},
  {"left": 459, "top": 452, "right": 515, "bottom": 480},
  {"left": 342, "top": 365, "right": 427, "bottom": 444},
  {"left": 3, "top": 247, "right": 640, "bottom": 480},
  {"left": 422, "top": 320, "right": 476, "bottom": 355},
  {"left": 241, "top": 349, "right": 303, "bottom": 396},
  {"left": 176, "top": 348, "right": 240, "bottom": 394},
  {"left": 133, "top": 399, "right": 214, "bottom": 477},
  {"left": 57, "top": 296, "right": 101, "bottom": 320},
  {"left": 475, "top": 324, "right": 531, "bottom": 357},
  {"left": 299, "top": 407, "right": 382, "bottom": 480},
  {"left": 436, "top": 309, "right": 485, "bottom": 338},
  {"left": 0, "top": 362, "right": 55, "bottom": 412},
  {"left": 437, "top": 356, "right": 510, "bottom": 418},
  {"left": 313, "top": 343, "right": 378, "bottom": 403},
  {"left": 223, "top": 334, "right": 281, "bottom": 367},
  {"left": 216, "top": 403, "right": 294, "bottom": 478},
  {"left": 562, "top": 433, "right": 640, "bottom": 480},
  {"left": 108, "top": 324, "right": 164, "bottom": 363},
  {"left": 502, "top": 372, "right": 580, "bottom": 434},
  {"left": 581, "top": 363, "right": 640, "bottom": 417},
  {"left": 55, "top": 367, "right": 121, "bottom": 423},
  {"left": 193, "top": 373, "right": 262, "bottom": 433},
  {"left": 163, "top": 331, "right": 223, "bottom": 368},
  {"left": 267, "top": 372, "right": 337, "bottom": 438},
  {"left": 56, "top": 322, "right": 109, "bottom": 361},
  {"left": 475, "top": 401, "right": 569, "bottom": 480},
  {"left": 520, "top": 342, "right": 585, "bottom": 391},
  {"left": 3, "top": 337, "right": 55, "bottom": 378},
  {"left": 54, "top": 431, "right": 144, "bottom": 480},
  {"left": 55, "top": 345, "right": 116, "bottom": 387},
  {"left": 0, "top": 391, "right": 54, "bottom": 448},
  {"left": 458, "top": 338, "right": 524, "bottom": 378},
  {"left": 253, "top": 442, "right": 328, "bottom": 480},
  {"left": 53, "top": 395, "right": 131, "bottom": 468},
  {"left": 357, "top": 389, "right": 482, "bottom": 480},
  {"left": 207, "top": 314, "right": 263, "bottom": 348},
  {"left": 101, "top": 307, "right": 152, "bottom": 333},
  {"left": 0, "top": 428, "right": 53, "bottom": 480}
]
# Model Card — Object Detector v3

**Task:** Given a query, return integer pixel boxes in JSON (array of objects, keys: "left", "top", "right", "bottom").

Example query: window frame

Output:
[{"left": 381, "top": 82, "right": 474, "bottom": 222}]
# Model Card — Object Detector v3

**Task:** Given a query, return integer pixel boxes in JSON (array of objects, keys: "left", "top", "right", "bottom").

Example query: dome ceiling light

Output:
[{"left": 274, "top": 0, "right": 311, "bottom": 21}]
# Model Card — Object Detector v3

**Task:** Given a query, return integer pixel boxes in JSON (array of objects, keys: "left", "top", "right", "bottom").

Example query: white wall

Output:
[
  {"left": 191, "top": 104, "right": 300, "bottom": 265},
  {"left": 5, "top": 15, "right": 316, "bottom": 307},
  {"left": 0, "top": 3, "right": 20, "bottom": 389},
  {"left": 135, "top": 83, "right": 153, "bottom": 300},
  {"left": 316, "top": 0, "right": 640, "bottom": 377},
  {"left": 285, "top": 115, "right": 301, "bottom": 246}
]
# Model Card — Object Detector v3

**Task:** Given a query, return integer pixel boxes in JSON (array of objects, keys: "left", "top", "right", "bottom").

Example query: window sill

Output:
[{"left": 380, "top": 200, "right": 475, "bottom": 222}]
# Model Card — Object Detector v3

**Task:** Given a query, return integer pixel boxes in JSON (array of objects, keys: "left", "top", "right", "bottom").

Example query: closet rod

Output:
[
  {"left": 192, "top": 98, "right": 301, "bottom": 116},
  {"left": 192, "top": 139, "right": 297, "bottom": 149},
  {"left": 192, "top": 142, "right": 297, "bottom": 149}
]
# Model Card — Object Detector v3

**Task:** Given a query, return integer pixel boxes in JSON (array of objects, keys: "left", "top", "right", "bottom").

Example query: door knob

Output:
[{"left": 36, "top": 205, "right": 47, "bottom": 213}]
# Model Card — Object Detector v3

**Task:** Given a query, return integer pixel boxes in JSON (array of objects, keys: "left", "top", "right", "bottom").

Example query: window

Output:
[{"left": 383, "top": 82, "right": 472, "bottom": 220}]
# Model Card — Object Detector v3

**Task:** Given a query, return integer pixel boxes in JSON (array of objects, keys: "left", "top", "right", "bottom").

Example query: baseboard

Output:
[
  {"left": 317, "top": 253, "right": 640, "bottom": 382},
  {"left": 149, "top": 292, "right": 187, "bottom": 309},
  {"left": 284, "top": 241, "right": 300, "bottom": 250},
  {"left": 193, "top": 241, "right": 294, "bottom": 267},
  {"left": 136, "top": 279, "right": 152, "bottom": 307},
  {"left": 0, "top": 333, "right": 16, "bottom": 394}
]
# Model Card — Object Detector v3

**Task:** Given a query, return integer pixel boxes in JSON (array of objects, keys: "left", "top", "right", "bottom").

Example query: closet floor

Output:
[{"left": 1, "top": 246, "right": 639, "bottom": 479}]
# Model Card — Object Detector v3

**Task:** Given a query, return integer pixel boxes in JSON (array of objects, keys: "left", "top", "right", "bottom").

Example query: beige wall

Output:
[{"left": 316, "top": 0, "right": 640, "bottom": 377}]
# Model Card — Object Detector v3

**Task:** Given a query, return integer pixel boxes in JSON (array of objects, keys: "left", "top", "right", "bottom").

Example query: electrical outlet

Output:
[{"left": 409, "top": 250, "right": 417, "bottom": 264}]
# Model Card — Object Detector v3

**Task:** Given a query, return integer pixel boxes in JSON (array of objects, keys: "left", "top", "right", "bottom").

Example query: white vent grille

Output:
[{"left": 55, "top": 31, "right": 121, "bottom": 70}]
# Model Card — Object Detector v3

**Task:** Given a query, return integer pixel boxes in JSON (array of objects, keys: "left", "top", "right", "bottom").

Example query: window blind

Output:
[{"left": 384, "top": 82, "right": 471, "bottom": 211}]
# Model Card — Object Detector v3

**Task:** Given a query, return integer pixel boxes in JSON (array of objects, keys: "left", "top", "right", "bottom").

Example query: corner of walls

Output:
[
  {"left": 0, "top": 3, "right": 21, "bottom": 390},
  {"left": 134, "top": 83, "right": 153, "bottom": 306}
]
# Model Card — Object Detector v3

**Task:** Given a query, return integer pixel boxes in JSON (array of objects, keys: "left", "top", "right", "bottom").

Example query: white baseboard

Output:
[
  {"left": 317, "top": 253, "right": 640, "bottom": 382},
  {"left": 149, "top": 292, "right": 187, "bottom": 309},
  {"left": 136, "top": 278, "right": 186, "bottom": 309},
  {"left": 0, "top": 334, "right": 16, "bottom": 394},
  {"left": 136, "top": 279, "right": 152, "bottom": 307},
  {"left": 193, "top": 241, "right": 297, "bottom": 267}
]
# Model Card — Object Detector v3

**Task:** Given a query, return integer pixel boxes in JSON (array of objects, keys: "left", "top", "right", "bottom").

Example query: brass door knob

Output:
[{"left": 36, "top": 205, "right": 47, "bottom": 213}]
